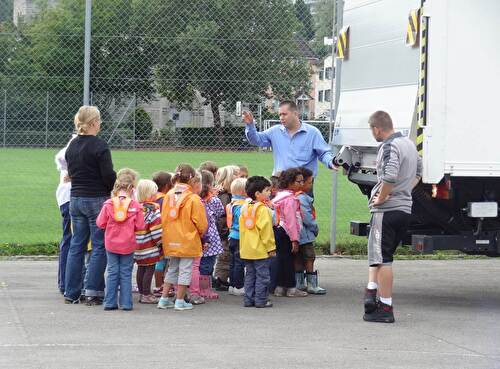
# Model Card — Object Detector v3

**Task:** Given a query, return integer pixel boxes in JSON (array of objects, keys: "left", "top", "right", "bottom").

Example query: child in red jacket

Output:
[{"left": 97, "top": 170, "right": 145, "bottom": 311}]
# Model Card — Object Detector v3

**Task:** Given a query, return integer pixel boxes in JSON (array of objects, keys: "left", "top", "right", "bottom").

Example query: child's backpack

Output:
[
  {"left": 112, "top": 196, "right": 132, "bottom": 222},
  {"left": 163, "top": 185, "right": 193, "bottom": 221},
  {"left": 225, "top": 199, "right": 248, "bottom": 228},
  {"left": 240, "top": 201, "right": 265, "bottom": 230}
]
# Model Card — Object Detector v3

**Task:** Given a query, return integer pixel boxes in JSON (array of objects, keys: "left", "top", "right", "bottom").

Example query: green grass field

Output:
[{"left": 0, "top": 148, "right": 369, "bottom": 248}]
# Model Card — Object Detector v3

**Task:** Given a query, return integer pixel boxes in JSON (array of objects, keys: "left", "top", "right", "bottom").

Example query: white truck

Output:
[{"left": 332, "top": 0, "right": 500, "bottom": 256}]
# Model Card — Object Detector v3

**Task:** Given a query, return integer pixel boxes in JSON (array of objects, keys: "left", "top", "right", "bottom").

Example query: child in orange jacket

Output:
[{"left": 157, "top": 164, "right": 208, "bottom": 311}]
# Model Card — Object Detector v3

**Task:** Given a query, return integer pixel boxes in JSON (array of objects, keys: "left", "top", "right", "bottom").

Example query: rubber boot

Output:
[
  {"left": 188, "top": 257, "right": 205, "bottom": 305},
  {"left": 199, "top": 275, "right": 219, "bottom": 299},
  {"left": 295, "top": 272, "right": 306, "bottom": 291},
  {"left": 306, "top": 271, "right": 326, "bottom": 295}
]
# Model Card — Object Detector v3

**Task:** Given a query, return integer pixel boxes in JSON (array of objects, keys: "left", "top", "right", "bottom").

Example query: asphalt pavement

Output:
[{"left": 1, "top": 258, "right": 499, "bottom": 369}]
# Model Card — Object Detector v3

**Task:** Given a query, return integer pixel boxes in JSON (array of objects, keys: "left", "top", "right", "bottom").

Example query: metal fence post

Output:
[
  {"left": 83, "top": 0, "right": 92, "bottom": 106},
  {"left": 329, "top": 0, "right": 344, "bottom": 254},
  {"left": 3, "top": 90, "right": 6, "bottom": 148},
  {"left": 133, "top": 94, "right": 136, "bottom": 150},
  {"left": 45, "top": 92, "right": 49, "bottom": 148}
]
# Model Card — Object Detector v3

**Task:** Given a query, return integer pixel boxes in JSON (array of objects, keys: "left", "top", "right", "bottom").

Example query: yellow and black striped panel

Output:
[
  {"left": 336, "top": 26, "right": 349, "bottom": 59},
  {"left": 406, "top": 9, "right": 420, "bottom": 47},
  {"left": 416, "top": 11, "right": 428, "bottom": 156}
]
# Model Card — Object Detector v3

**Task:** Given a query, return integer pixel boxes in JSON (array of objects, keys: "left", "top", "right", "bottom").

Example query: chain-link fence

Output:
[{"left": 0, "top": 0, "right": 369, "bottom": 249}]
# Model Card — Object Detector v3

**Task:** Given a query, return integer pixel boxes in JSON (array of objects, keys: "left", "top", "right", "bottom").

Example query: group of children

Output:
[{"left": 94, "top": 161, "right": 326, "bottom": 311}]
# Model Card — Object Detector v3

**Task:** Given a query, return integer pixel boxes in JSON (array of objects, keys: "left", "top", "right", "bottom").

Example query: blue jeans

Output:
[
  {"left": 64, "top": 196, "right": 107, "bottom": 301},
  {"left": 244, "top": 258, "right": 271, "bottom": 306},
  {"left": 229, "top": 238, "right": 245, "bottom": 289},
  {"left": 200, "top": 255, "right": 217, "bottom": 276},
  {"left": 58, "top": 202, "right": 72, "bottom": 293},
  {"left": 105, "top": 252, "right": 134, "bottom": 310}
]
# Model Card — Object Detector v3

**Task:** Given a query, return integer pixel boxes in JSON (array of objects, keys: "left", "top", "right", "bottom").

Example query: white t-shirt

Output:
[{"left": 55, "top": 136, "right": 76, "bottom": 207}]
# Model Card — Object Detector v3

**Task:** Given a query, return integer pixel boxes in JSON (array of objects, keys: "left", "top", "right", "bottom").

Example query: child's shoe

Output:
[
  {"left": 174, "top": 299, "right": 194, "bottom": 311},
  {"left": 189, "top": 294, "right": 205, "bottom": 305},
  {"left": 214, "top": 277, "right": 229, "bottom": 291},
  {"left": 140, "top": 294, "right": 159, "bottom": 304},
  {"left": 286, "top": 288, "right": 308, "bottom": 297},
  {"left": 157, "top": 297, "right": 174, "bottom": 309},
  {"left": 306, "top": 271, "right": 327, "bottom": 295},
  {"left": 295, "top": 272, "right": 306, "bottom": 291},
  {"left": 230, "top": 287, "right": 245, "bottom": 296},
  {"left": 255, "top": 300, "right": 273, "bottom": 308},
  {"left": 273, "top": 286, "right": 285, "bottom": 297},
  {"left": 199, "top": 275, "right": 219, "bottom": 299},
  {"left": 153, "top": 286, "right": 163, "bottom": 297}
]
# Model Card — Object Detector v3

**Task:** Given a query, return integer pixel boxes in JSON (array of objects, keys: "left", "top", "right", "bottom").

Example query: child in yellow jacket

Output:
[
  {"left": 157, "top": 164, "right": 208, "bottom": 311},
  {"left": 239, "top": 176, "right": 276, "bottom": 308}
]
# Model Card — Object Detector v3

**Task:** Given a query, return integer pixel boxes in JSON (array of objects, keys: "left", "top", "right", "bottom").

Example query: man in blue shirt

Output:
[{"left": 243, "top": 100, "right": 336, "bottom": 179}]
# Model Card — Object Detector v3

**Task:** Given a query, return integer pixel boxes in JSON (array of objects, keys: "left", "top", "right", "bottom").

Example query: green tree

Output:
[
  {"left": 128, "top": 107, "right": 153, "bottom": 140},
  {"left": 312, "top": 0, "right": 335, "bottom": 58},
  {"left": 295, "top": 0, "right": 315, "bottom": 41},
  {"left": 5, "top": 0, "right": 156, "bottom": 120},
  {"left": 140, "top": 0, "right": 310, "bottom": 137},
  {"left": 0, "top": 0, "right": 14, "bottom": 23}
]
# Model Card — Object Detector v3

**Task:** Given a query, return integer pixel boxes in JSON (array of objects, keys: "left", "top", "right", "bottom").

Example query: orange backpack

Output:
[
  {"left": 163, "top": 186, "right": 193, "bottom": 221},
  {"left": 226, "top": 199, "right": 248, "bottom": 228},
  {"left": 240, "top": 202, "right": 265, "bottom": 230},
  {"left": 112, "top": 196, "right": 132, "bottom": 222}
]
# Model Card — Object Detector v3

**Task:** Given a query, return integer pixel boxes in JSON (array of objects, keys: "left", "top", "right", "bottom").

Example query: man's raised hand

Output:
[{"left": 242, "top": 110, "right": 254, "bottom": 125}]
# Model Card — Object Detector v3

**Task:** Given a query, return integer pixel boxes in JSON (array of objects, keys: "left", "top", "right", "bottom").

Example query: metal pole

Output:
[
  {"left": 329, "top": 0, "right": 344, "bottom": 254},
  {"left": 133, "top": 94, "right": 136, "bottom": 150},
  {"left": 83, "top": 0, "right": 92, "bottom": 105},
  {"left": 3, "top": 90, "right": 6, "bottom": 147},
  {"left": 45, "top": 92, "right": 49, "bottom": 148}
]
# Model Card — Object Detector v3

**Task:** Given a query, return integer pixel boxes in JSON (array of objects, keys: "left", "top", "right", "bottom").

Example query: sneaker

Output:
[
  {"left": 286, "top": 288, "right": 308, "bottom": 297},
  {"left": 230, "top": 287, "right": 245, "bottom": 296},
  {"left": 85, "top": 296, "right": 103, "bottom": 306},
  {"left": 174, "top": 299, "right": 194, "bottom": 311},
  {"left": 189, "top": 294, "right": 205, "bottom": 305},
  {"left": 153, "top": 287, "right": 163, "bottom": 297},
  {"left": 364, "top": 288, "right": 378, "bottom": 314},
  {"left": 255, "top": 300, "right": 273, "bottom": 308},
  {"left": 244, "top": 301, "right": 255, "bottom": 307},
  {"left": 363, "top": 302, "right": 395, "bottom": 323},
  {"left": 157, "top": 297, "right": 175, "bottom": 309},
  {"left": 273, "top": 286, "right": 285, "bottom": 297},
  {"left": 227, "top": 286, "right": 234, "bottom": 295},
  {"left": 103, "top": 306, "right": 118, "bottom": 311},
  {"left": 64, "top": 298, "right": 80, "bottom": 304},
  {"left": 214, "top": 277, "right": 229, "bottom": 292},
  {"left": 140, "top": 294, "right": 159, "bottom": 304}
]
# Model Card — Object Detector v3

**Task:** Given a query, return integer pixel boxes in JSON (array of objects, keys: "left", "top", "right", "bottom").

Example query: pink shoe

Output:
[{"left": 199, "top": 275, "right": 219, "bottom": 299}]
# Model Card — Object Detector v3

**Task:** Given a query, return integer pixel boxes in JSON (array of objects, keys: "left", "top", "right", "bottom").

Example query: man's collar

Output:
[
  {"left": 279, "top": 121, "right": 308, "bottom": 133},
  {"left": 383, "top": 131, "right": 403, "bottom": 143}
]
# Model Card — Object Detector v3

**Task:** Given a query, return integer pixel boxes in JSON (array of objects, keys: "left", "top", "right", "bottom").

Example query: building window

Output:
[
  {"left": 318, "top": 90, "right": 324, "bottom": 102},
  {"left": 324, "top": 89, "right": 331, "bottom": 102},
  {"left": 319, "top": 70, "right": 324, "bottom": 80},
  {"left": 325, "top": 67, "right": 333, "bottom": 80}
]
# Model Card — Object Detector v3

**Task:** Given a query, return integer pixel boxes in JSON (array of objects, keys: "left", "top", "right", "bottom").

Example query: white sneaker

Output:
[
  {"left": 228, "top": 286, "right": 234, "bottom": 295},
  {"left": 232, "top": 287, "right": 245, "bottom": 296}
]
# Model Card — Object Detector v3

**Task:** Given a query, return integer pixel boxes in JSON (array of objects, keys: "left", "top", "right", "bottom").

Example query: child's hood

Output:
[{"left": 271, "top": 190, "right": 295, "bottom": 207}]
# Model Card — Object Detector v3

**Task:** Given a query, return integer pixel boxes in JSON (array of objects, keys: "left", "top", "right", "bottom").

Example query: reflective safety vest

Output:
[
  {"left": 112, "top": 196, "right": 132, "bottom": 222},
  {"left": 240, "top": 202, "right": 265, "bottom": 230},
  {"left": 164, "top": 186, "right": 193, "bottom": 221},
  {"left": 226, "top": 199, "right": 248, "bottom": 228}
]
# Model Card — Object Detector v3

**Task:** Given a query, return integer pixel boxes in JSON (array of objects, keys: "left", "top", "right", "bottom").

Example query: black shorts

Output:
[{"left": 367, "top": 211, "right": 410, "bottom": 266}]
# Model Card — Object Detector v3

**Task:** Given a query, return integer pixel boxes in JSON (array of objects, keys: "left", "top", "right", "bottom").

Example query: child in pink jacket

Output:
[
  {"left": 96, "top": 170, "right": 145, "bottom": 311},
  {"left": 271, "top": 168, "right": 308, "bottom": 298}
]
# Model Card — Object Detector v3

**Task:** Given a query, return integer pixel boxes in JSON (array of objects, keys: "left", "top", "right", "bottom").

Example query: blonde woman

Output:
[{"left": 64, "top": 106, "right": 117, "bottom": 305}]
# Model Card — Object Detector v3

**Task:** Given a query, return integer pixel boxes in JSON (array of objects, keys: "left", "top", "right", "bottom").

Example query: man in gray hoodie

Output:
[{"left": 363, "top": 111, "right": 422, "bottom": 323}]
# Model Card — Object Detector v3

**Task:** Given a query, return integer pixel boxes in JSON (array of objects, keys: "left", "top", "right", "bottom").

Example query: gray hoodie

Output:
[{"left": 369, "top": 132, "right": 422, "bottom": 214}]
